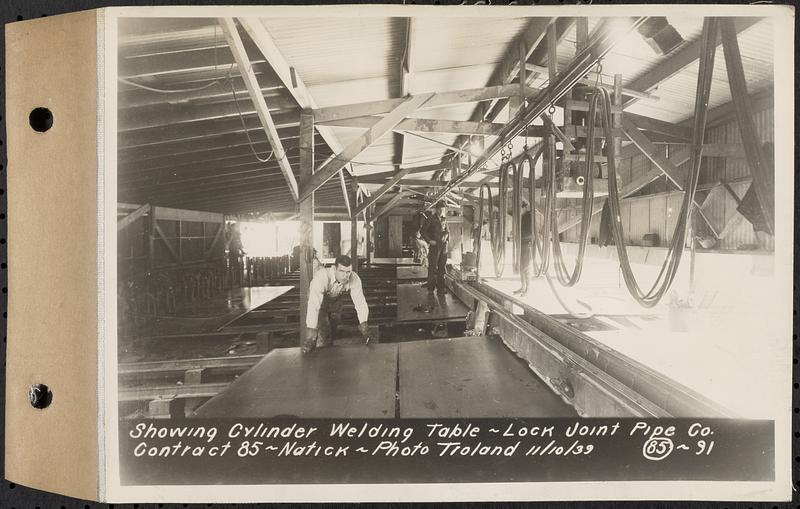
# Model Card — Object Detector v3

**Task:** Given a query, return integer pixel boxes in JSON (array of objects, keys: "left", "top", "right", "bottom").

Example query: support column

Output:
[
  {"left": 350, "top": 180, "right": 359, "bottom": 272},
  {"left": 365, "top": 208, "right": 373, "bottom": 266},
  {"left": 299, "top": 111, "right": 315, "bottom": 341}
]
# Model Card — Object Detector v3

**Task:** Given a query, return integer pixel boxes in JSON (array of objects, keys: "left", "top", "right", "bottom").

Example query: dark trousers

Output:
[
  {"left": 519, "top": 242, "right": 532, "bottom": 287},
  {"left": 317, "top": 294, "right": 345, "bottom": 346},
  {"left": 427, "top": 244, "right": 448, "bottom": 292}
]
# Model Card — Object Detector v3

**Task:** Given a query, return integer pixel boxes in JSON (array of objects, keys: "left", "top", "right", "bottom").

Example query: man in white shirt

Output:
[{"left": 302, "top": 255, "right": 370, "bottom": 354}]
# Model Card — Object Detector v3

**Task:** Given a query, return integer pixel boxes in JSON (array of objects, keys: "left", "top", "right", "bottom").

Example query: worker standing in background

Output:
[
  {"left": 413, "top": 230, "right": 429, "bottom": 267},
  {"left": 514, "top": 201, "right": 533, "bottom": 296},
  {"left": 302, "top": 255, "right": 370, "bottom": 354},
  {"left": 422, "top": 202, "right": 450, "bottom": 295}
]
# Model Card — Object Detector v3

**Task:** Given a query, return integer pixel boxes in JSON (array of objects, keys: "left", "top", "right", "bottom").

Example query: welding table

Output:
[{"left": 193, "top": 336, "right": 575, "bottom": 418}]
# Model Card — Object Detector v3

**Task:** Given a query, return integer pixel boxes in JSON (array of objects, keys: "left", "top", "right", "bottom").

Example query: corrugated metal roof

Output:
[
  {"left": 259, "top": 17, "right": 404, "bottom": 87},
  {"left": 412, "top": 18, "right": 531, "bottom": 73}
]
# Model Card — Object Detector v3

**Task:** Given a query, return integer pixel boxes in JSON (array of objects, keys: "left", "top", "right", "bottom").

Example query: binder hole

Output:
[
  {"left": 1, "top": 239, "right": 5, "bottom": 245},
  {"left": 28, "top": 384, "right": 52, "bottom": 409},
  {"left": 1, "top": 263, "right": 6, "bottom": 269},
  {"left": 29, "top": 107, "right": 53, "bottom": 133},
  {"left": 16, "top": 15, "right": 23, "bottom": 21}
]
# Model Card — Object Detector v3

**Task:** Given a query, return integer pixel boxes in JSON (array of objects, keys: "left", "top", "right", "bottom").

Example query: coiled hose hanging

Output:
[
  {"left": 599, "top": 21, "right": 713, "bottom": 308},
  {"left": 550, "top": 102, "right": 597, "bottom": 287}
]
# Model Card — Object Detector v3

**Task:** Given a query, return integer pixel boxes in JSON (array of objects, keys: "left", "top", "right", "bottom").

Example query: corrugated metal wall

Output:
[{"left": 562, "top": 107, "right": 774, "bottom": 250}]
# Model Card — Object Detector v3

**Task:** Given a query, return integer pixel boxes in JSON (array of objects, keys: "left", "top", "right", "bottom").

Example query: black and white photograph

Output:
[{"left": 106, "top": 4, "right": 793, "bottom": 502}]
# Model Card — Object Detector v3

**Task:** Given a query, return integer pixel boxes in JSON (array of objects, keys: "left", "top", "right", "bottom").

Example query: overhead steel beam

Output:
[
  {"left": 299, "top": 93, "right": 433, "bottom": 201},
  {"left": 219, "top": 18, "right": 299, "bottom": 201}
]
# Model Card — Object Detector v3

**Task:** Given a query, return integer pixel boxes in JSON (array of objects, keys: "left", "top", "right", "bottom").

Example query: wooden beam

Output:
[
  {"left": 350, "top": 180, "right": 359, "bottom": 270},
  {"left": 237, "top": 17, "right": 352, "bottom": 180},
  {"left": 218, "top": 18, "right": 299, "bottom": 202},
  {"left": 373, "top": 191, "right": 413, "bottom": 220},
  {"left": 318, "top": 116, "right": 506, "bottom": 136},
  {"left": 701, "top": 87, "right": 773, "bottom": 129},
  {"left": 720, "top": 18, "right": 773, "bottom": 235},
  {"left": 300, "top": 93, "right": 433, "bottom": 201},
  {"left": 117, "top": 203, "right": 150, "bottom": 232},
  {"left": 298, "top": 111, "right": 315, "bottom": 342},
  {"left": 526, "top": 63, "right": 656, "bottom": 100},
  {"left": 339, "top": 169, "right": 352, "bottom": 218},
  {"left": 497, "top": 18, "right": 552, "bottom": 87},
  {"left": 363, "top": 178, "right": 503, "bottom": 188},
  {"left": 542, "top": 114, "right": 576, "bottom": 152},
  {"left": 547, "top": 22, "right": 558, "bottom": 80},
  {"left": 621, "top": 148, "right": 691, "bottom": 198},
  {"left": 356, "top": 162, "right": 458, "bottom": 182},
  {"left": 623, "top": 17, "right": 760, "bottom": 108},
  {"left": 312, "top": 84, "right": 538, "bottom": 123},
  {"left": 153, "top": 222, "right": 179, "bottom": 261},
  {"left": 355, "top": 168, "right": 413, "bottom": 215},
  {"left": 403, "top": 131, "right": 474, "bottom": 156},
  {"left": 203, "top": 223, "right": 225, "bottom": 260},
  {"left": 624, "top": 113, "right": 692, "bottom": 141},
  {"left": 621, "top": 117, "right": 687, "bottom": 189},
  {"left": 397, "top": 17, "right": 416, "bottom": 173}
]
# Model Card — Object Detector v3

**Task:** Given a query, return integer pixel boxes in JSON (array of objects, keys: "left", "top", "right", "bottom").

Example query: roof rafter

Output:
[{"left": 218, "top": 18, "right": 298, "bottom": 201}]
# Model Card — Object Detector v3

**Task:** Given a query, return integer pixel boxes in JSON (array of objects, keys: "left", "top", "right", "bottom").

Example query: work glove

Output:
[
  {"left": 358, "top": 322, "right": 371, "bottom": 344},
  {"left": 301, "top": 327, "right": 318, "bottom": 354}
]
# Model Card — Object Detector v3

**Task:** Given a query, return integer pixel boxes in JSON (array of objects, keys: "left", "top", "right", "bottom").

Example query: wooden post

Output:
[
  {"left": 148, "top": 206, "right": 157, "bottom": 273},
  {"left": 350, "top": 180, "right": 359, "bottom": 272},
  {"left": 365, "top": 208, "right": 373, "bottom": 266},
  {"left": 299, "top": 111, "right": 315, "bottom": 341},
  {"left": 614, "top": 73, "right": 623, "bottom": 165}
]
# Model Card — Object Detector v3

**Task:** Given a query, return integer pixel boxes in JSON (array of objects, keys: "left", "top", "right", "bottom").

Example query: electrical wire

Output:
[
  {"left": 119, "top": 77, "right": 225, "bottom": 94},
  {"left": 227, "top": 74, "right": 275, "bottom": 163}
]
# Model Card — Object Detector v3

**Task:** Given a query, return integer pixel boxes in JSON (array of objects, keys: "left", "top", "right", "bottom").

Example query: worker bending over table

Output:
[{"left": 302, "top": 255, "right": 370, "bottom": 354}]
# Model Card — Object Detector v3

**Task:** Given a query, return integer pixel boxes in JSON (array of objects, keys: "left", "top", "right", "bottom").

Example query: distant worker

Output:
[
  {"left": 413, "top": 230, "right": 429, "bottom": 267},
  {"left": 514, "top": 201, "right": 533, "bottom": 296},
  {"left": 421, "top": 202, "right": 450, "bottom": 294},
  {"left": 302, "top": 255, "right": 370, "bottom": 354}
]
